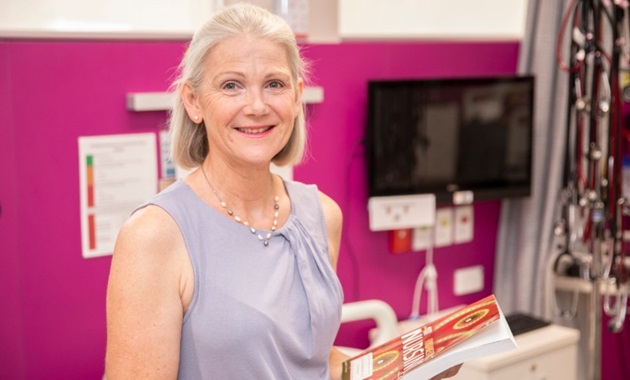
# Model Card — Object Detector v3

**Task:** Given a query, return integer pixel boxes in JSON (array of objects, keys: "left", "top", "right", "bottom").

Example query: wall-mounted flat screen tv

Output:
[{"left": 366, "top": 75, "right": 534, "bottom": 203}]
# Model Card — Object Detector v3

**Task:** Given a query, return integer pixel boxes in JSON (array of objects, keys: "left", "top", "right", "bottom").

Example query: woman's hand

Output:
[
  {"left": 329, "top": 347, "right": 350, "bottom": 380},
  {"left": 429, "top": 364, "right": 463, "bottom": 380}
]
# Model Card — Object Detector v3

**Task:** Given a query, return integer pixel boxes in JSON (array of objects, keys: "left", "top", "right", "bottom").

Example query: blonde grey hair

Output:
[{"left": 169, "top": 2, "right": 309, "bottom": 169}]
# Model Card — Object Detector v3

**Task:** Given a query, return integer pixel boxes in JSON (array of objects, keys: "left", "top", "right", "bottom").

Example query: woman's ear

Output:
[
  {"left": 181, "top": 82, "right": 203, "bottom": 124},
  {"left": 294, "top": 77, "right": 304, "bottom": 114}
]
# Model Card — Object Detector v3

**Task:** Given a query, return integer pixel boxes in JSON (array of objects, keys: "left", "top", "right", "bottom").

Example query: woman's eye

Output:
[
  {"left": 267, "top": 81, "right": 284, "bottom": 89},
  {"left": 222, "top": 82, "right": 240, "bottom": 91}
]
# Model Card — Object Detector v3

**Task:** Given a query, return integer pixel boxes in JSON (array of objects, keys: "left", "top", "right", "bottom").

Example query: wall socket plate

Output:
[
  {"left": 367, "top": 194, "right": 436, "bottom": 231},
  {"left": 434, "top": 207, "right": 454, "bottom": 247},
  {"left": 454, "top": 265, "right": 484, "bottom": 295},
  {"left": 454, "top": 205, "right": 474, "bottom": 243}
]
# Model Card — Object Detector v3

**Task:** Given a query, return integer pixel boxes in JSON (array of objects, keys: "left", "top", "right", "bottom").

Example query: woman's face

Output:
[{"left": 189, "top": 34, "right": 303, "bottom": 169}]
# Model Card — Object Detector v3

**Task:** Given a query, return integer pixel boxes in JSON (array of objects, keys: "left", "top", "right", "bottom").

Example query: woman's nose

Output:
[{"left": 244, "top": 89, "right": 269, "bottom": 115}]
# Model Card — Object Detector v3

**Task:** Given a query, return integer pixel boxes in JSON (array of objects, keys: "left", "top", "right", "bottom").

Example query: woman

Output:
[
  {"left": 106, "top": 3, "right": 459, "bottom": 379},
  {"left": 106, "top": 4, "right": 345, "bottom": 379}
]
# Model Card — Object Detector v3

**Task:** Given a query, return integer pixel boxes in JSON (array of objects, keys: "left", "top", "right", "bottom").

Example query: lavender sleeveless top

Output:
[{"left": 141, "top": 179, "right": 344, "bottom": 379}]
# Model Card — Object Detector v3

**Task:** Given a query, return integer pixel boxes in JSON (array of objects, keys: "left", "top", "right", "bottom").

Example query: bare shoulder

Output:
[
  {"left": 112, "top": 205, "right": 185, "bottom": 269},
  {"left": 318, "top": 191, "right": 342, "bottom": 224},
  {"left": 108, "top": 204, "right": 190, "bottom": 304},
  {"left": 109, "top": 203, "right": 192, "bottom": 298},
  {"left": 318, "top": 191, "right": 343, "bottom": 270},
  {"left": 117, "top": 204, "right": 180, "bottom": 246},
  {"left": 106, "top": 204, "right": 189, "bottom": 378}
]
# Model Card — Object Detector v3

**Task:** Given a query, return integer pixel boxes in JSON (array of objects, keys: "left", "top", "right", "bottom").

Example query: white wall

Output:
[
  {"left": 339, "top": 0, "right": 529, "bottom": 40},
  {"left": 0, "top": 0, "right": 222, "bottom": 38},
  {"left": 0, "top": 0, "right": 528, "bottom": 40},
  {"left": 222, "top": 0, "right": 529, "bottom": 42}
]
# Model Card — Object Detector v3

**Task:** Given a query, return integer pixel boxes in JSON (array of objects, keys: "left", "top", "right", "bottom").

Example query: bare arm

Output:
[
  {"left": 105, "top": 206, "right": 191, "bottom": 379},
  {"left": 319, "top": 191, "right": 342, "bottom": 271},
  {"left": 318, "top": 191, "right": 351, "bottom": 380}
]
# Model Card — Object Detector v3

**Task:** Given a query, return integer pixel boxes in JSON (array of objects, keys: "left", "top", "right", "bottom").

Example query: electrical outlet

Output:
[
  {"left": 454, "top": 265, "right": 484, "bottom": 295},
  {"left": 412, "top": 225, "right": 432, "bottom": 251},
  {"left": 434, "top": 207, "right": 454, "bottom": 247},
  {"left": 367, "top": 194, "right": 436, "bottom": 231}
]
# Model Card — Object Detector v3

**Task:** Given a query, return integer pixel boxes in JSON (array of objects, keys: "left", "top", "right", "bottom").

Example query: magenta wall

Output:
[
  {"left": 0, "top": 40, "right": 187, "bottom": 380},
  {"left": 1, "top": 39, "right": 514, "bottom": 379},
  {"left": 298, "top": 42, "right": 516, "bottom": 347}
]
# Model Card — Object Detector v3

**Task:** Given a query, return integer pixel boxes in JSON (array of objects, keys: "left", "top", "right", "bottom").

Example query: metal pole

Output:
[{"left": 588, "top": 276, "right": 602, "bottom": 380}]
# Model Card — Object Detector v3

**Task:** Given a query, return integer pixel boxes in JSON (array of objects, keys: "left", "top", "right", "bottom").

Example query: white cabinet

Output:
[{"left": 457, "top": 325, "right": 580, "bottom": 380}]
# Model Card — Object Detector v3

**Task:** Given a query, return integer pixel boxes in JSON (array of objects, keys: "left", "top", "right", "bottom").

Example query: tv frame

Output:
[{"left": 365, "top": 75, "right": 535, "bottom": 204}]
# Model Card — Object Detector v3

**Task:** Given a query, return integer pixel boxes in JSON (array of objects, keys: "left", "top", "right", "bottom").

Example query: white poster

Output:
[{"left": 78, "top": 133, "right": 158, "bottom": 258}]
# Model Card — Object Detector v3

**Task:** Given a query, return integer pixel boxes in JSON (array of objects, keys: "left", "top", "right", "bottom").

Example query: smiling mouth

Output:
[{"left": 236, "top": 126, "right": 274, "bottom": 134}]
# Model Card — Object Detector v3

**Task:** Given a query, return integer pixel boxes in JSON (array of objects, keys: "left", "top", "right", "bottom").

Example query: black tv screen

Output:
[{"left": 366, "top": 75, "right": 534, "bottom": 203}]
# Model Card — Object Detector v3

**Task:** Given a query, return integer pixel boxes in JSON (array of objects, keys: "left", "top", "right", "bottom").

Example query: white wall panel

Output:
[
  {"left": 0, "top": 0, "right": 222, "bottom": 39},
  {"left": 339, "top": 0, "right": 528, "bottom": 40},
  {"left": 0, "top": 0, "right": 527, "bottom": 41}
]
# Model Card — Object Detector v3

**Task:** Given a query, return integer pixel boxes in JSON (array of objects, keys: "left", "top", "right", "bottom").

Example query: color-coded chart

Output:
[
  {"left": 85, "top": 155, "right": 96, "bottom": 250},
  {"left": 78, "top": 133, "right": 158, "bottom": 258}
]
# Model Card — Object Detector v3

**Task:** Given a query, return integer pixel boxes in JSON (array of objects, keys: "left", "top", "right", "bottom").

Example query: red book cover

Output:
[{"left": 341, "top": 294, "right": 512, "bottom": 380}]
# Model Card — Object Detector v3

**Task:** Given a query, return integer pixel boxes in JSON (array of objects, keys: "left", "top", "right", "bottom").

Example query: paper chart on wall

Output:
[{"left": 78, "top": 133, "right": 158, "bottom": 259}]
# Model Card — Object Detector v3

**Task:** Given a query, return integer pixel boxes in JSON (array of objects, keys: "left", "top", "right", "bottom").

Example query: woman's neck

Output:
[
  {"left": 204, "top": 159, "right": 277, "bottom": 202},
  {"left": 196, "top": 158, "right": 283, "bottom": 228}
]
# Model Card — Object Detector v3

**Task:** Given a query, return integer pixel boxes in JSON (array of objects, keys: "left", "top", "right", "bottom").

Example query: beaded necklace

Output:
[{"left": 201, "top": 165, "right": 279, "bottom": 247}]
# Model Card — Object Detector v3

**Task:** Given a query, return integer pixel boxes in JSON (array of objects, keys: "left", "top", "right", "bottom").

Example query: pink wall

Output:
[
  {"left": 2, "top": 39, "right": 513, "bottom": 379},
  {"left": 1, "top": 40, "right": 187, "bottom": 380},
  {"left": 0, "top": 40, "right": 26, "bottom": 378},
  {"left": 298, "top": 42, "right": 517, "bottom": 347}
]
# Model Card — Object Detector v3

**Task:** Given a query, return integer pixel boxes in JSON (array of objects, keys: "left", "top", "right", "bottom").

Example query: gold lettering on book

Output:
[
  {"left": 425, "top": 338, "right": 434, "bottom": 357},
  {"left": 400, "top": 328, "right": 425, "bottom": 374}
]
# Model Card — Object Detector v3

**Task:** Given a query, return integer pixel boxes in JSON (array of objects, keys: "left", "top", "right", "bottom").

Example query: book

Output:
[{"left": 341, "top": 294, "right": 517, "bottom": 380}]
